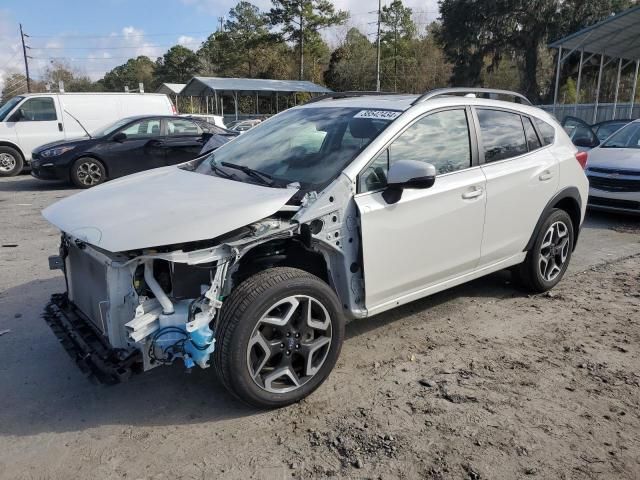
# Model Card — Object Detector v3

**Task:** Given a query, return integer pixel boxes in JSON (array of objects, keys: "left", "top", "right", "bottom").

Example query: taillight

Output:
[{"left": 575, "top": 151, "right": 588, "bottom": 169}]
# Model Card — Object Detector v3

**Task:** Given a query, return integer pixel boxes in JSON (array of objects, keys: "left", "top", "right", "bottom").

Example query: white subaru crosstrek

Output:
[{"left": 42, "top": 88, "right": 589, "bottom": 408}]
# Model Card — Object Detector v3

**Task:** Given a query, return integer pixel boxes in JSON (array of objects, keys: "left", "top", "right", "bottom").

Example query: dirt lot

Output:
[{"left": 1, "top": 175, "right": 639, "bottom": 480}]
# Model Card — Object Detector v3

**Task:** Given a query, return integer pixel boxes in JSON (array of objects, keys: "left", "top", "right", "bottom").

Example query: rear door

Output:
[
  {"left": 356, "top": 108, "right": 487, "bottom": 311},
  {"left": 161, "top": 118, "right": 206, "bottom": 165},
  {"left": 11, "top": 96, "right": 64, "bottom": 159},
  {"left": 561, "top": 116, "right": 599, "bottom": 150},
  {"left": 100, "top": 118, "right": 165, "bottom": 177},
  {"left": 476, "top": 109, "right": 559, "bottom": 266}
]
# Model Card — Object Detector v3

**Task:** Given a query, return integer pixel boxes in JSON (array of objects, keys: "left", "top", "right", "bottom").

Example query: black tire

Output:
[
  {"left": 214, "top": 267, "right": 345, "bottom": 408},
  {"left": 70, "top": 157, "right": 107, "bottom": 188},
  {"left": 516, "top": 208, "right": 574, "bottom": 293},
  {"left": 0, "top": 146, "right": 24, "bottom": 177}
]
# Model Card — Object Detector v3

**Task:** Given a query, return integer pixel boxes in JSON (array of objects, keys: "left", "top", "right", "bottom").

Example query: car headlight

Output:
[{"left": 40, "top": 146, "right": 75, "bottom": 158}]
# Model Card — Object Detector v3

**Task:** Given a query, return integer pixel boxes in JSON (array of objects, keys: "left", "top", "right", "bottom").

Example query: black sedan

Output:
[{"left": 31, "top": 115, "right": 237, "bottom": 188}]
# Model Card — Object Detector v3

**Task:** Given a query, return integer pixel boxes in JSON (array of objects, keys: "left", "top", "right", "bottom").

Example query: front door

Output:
[
  {"left": 355, "top": 108, "right": 486, "bottom": 311},
  {"left": 103, "top": 118, "right": 165, "bottom": 178},
  {"left": 11, "top": 96, "right": 63, "bottom": 160}
]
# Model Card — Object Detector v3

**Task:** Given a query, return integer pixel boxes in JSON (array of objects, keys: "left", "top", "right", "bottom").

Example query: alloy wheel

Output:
[
  {"left": 76, "top": 161, "right": 103, "bottom": 186},
  {"left": 246, "top": 295, "right": 333, "bottom": 394},
  {"left": 538, "top": 221, "right": 570, "bottom": 282},
  {"left": 0, "top": 153, "right": 16, "bottom": 173}
]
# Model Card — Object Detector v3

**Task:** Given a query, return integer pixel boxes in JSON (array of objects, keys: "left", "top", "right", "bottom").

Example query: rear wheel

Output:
[
  {"left": 516, "top": 208, "right": 574, "bottom": 292},
  {"left": 70, "top": 157, "right": 106, "bottom": 188},
  {"left": 214, "top": 267, "right": 344, "bottom": 408},
  {"left": 0, "top": 146, "right": 23, "bottom": 177}
]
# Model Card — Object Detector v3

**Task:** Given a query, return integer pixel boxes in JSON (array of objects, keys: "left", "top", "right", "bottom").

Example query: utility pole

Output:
[
  {"left": 375, "top": 0, "right": 381, "bottom": 92},
  {"left": 19, "top": 23, "right": 31, "bottom": 93},
  {"left": 299, "top": 1, "right": 304, "bottom": 81},
  {"left": 218, "top": 17, "right": 224, "bottom": 32}
]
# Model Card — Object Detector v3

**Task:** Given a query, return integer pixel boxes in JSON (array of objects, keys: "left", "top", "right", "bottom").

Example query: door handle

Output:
[
  {"left": 462, "top": 187, "right": 483, "bottom": 200},
  {"left": 58, "top": 122, "right": 63, "bottom": 132},
  {"left": 539, "top": 170, "right": 553, "bottom": 181}
]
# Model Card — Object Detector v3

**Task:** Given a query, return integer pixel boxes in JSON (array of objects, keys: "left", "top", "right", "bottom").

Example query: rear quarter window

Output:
[{"left": 534, "top": 117, "right": 555, "bottom": 146}]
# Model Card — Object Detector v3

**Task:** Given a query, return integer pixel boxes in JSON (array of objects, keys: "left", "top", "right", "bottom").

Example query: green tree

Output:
[
  {"left": 101, "top": 56, "right": 157, "bottom": 91},
  {"left": 268, "top": 0, "right": 348, "bottom": 80},
  {"left": 381, "top": 0, "right": 416, "bottom": 92},
  {"left": 155, "top": 45, "right": 201, "bottom": 83},
  {"left": 1, "top": 73, "right": 29, "bottom": 104},
  {"left": 437, "top": 0, "right": 635, "bottom": 103},
  {"left": 324, "top": 28, "right": 376, "bottom": 91},
  {"left": 224, "top": 1, "right": 272, "bottom": 77},
  {"left": 42, "top": 61, "right": 100, "bottom": 92}
]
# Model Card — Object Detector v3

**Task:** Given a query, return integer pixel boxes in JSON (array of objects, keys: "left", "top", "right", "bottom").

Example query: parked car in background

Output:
[
  {"left": 585, "top": 119, "right": 640, "bottom": 215},
  {"left": 0, "top": 92, "right": 176, "bottom": 176},
  {"left": 227, "top": 118, "right": 262, "bottom": 133},
  {"left": 198, "top": 125, "right": 239, "bottom": 155},
  {"left": 31, "top": 115, "right": 225, "bottom": 188},
  {"left": 41, "top": 88, "right": 588, "bottom": 408},
  {"left": 181, "top": 114, "right": 226, "bottom": 129},
  {"left": 562, "top": 116, "right": 633, "bottom": 150}
]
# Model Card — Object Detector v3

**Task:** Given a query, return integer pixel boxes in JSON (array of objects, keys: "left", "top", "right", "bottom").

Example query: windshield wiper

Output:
[{"left": 220, "top": 161, "right": 275, "bottom": 187}]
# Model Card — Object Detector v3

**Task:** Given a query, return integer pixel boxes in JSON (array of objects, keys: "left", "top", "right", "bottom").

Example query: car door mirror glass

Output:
[
  {"left": 113, "top": 132, "right": 127, "bottom": 142},
  {"left": 383, "top": 160, "right": 436, "bottom": 204}
]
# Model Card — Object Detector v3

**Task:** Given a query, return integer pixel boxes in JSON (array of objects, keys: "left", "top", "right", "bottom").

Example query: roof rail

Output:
[
  {"left": 411, "top": 88, "right": 532, "bottom": 106},
  {"left": 305, "top": 91, "right": 406, "bottom": 105}
]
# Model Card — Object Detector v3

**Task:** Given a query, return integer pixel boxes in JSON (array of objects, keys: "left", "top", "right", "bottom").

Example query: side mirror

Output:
[
  {"left": 383, "top": 160, "right": 436, "bottom": 204},
  {"left": 112, "top": 132, "right": 127, "bottom": 143}
]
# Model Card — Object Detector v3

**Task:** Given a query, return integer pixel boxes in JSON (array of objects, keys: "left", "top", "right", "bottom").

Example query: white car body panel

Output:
[
  {"left": 585, "top": 145, "right": 640, "bottom": 214},
  {"left": 356, "top": 167, "right": 487, "bottom": 309},
  {"left": 479, "top": 147, "right": 559, "bottom": 265},
  {"left": 42, "top": 166, "right": 298, "bottom": 252}
]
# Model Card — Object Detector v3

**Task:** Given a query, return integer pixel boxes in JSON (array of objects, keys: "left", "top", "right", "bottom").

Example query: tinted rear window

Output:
[
  {"left": 477, "top": 109, "right": 528, "bottom": 162},
  {"left": 534, "top": 118, "right": 555, "bottom": 145}
]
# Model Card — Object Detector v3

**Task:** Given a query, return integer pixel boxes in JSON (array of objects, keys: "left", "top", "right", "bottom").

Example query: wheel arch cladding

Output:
[
  {"left": 525, "top": 187, "right": 582, "bottom": 253},
  {"left": 232, "top": 237, "right": 330, "bottom": 289}
]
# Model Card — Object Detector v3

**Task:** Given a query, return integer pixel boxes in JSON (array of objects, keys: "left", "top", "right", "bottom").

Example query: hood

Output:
[
  {"left": 33, "top": 137, "right": 92, "bottom": 154},
  {"left": 42, "top": 166, "right": 298, "bottom": 252},
  {"left": 587, "top": 147, "right": 640, "bottom": 171}
]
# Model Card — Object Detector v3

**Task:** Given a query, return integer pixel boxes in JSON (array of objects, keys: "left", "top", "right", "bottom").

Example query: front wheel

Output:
[
  {"left": 214, "top": 267, "right": 345, "bottom": 408},
  {"left": 0, "top": 146, "right": 24, "bottom": 177},
  {"left": 515, "top": 208, "right": 574, "bottom": 292},
  {"left": 70, "top": 157, "right": 106, "bottom": 188}
]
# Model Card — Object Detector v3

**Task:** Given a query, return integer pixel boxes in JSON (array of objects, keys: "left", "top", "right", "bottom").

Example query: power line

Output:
[
  {"left": 25, "top": 30, "right": 214, "bottom": 39},
  {"left": 29, "top": 41, "right": 202, "bottom": 50}
]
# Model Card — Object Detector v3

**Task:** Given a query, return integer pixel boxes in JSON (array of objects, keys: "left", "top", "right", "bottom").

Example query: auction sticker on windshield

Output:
[{"left": 354, "top": 110, "right": 402, "bottom": 120}]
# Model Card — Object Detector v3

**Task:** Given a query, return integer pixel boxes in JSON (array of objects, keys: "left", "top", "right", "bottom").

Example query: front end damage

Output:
[{"left": 44, "top": 178, "right": 365, "bottom": 384}]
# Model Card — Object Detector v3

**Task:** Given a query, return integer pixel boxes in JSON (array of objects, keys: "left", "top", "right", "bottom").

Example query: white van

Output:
[{"left": 0, "top": 92, "right": 176, "bottom": 176}]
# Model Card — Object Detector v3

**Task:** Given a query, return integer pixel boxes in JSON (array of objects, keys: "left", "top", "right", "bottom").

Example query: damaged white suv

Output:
[{"left": 43, "top": 88, "right": 589, "bottom": 408}]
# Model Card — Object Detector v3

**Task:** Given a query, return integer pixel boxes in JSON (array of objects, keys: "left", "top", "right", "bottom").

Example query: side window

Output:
[
  {"left": 166, "top": 119, "right": 201, "bottom": 136},
  {"left": 477, "top": 109, "right": 528, "bottom": 162},
  {"left": 15, "top": 97, "right": 57, "bottom": 121},
  {"left": 121, "top": 119, "right": 162, "bottom": 138},
  {"left": 523, "top": 117, "right": 542, "bottom": 151},
  {"left": 534, "top": 117, "right": 555, "bottom": 146},
  {"left": 360, "top": 109, "right": 471, "bottom": 193}
]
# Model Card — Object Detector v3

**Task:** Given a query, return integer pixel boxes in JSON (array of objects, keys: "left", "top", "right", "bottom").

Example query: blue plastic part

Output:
[
  {"left": 184, "top": 324, "right": 216, "bottom": 368},
  {"left": 183, "top": 354, "right": 195, "bottom": 370}
]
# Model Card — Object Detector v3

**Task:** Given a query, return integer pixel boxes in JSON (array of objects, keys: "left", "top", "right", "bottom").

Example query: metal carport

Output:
[
  {"left": 181, "top": 77, "right": 332, "bottom": 121},
  {"left": 549, "top": 5, "right": 640, "bottom": 122},
  {"left": 155, "top": 83, "right": 186, "bottom": 112}
]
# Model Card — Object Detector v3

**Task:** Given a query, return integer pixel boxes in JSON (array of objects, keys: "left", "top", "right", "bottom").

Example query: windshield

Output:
[
  {"left": 91, "top": 117, "right": 137, "bottom": 137},
  {"left": 602, "top": 122, "right": 640, "bottom": 149},
  {"left": 195, "top": 107, "right": 397, "bottom": 191},
  {"left": 0, "top": 96, "right": 23, "bottom": 121}
]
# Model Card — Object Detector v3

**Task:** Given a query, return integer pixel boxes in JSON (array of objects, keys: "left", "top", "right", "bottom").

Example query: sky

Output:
[{"left": 0, "top": 0, "right": 439, "bottom": 93}]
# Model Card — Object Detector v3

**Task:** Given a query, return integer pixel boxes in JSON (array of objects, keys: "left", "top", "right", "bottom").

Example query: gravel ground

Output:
[{"left": 0, "top": 175, "right": 639, "bottom": 480}]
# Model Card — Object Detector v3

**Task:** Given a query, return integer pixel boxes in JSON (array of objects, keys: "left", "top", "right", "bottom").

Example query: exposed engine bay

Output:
[{"left": 44, "top": 176, "right": 365, "bottom": 383}]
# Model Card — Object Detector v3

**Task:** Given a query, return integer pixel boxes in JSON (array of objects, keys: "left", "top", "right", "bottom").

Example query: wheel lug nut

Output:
[
  {"left": 286, "top": 332, "right": 291, "bottom": 337},
  {"left": 296, "top": 344, "right": 300, "bottom": 349},
  {"left": 280, "top": 343, "right": 284, "bottom": 349},
  {"left": 295, "top": 333, "right": 300, "bottom": 338},
  {"left": 286, "top": 350, "right": 291, "bottom": 356}
]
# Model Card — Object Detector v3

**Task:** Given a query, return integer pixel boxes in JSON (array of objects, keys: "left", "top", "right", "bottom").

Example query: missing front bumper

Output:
[{"left": 43, "top": 293, "right": 142, "bottom": 385}]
